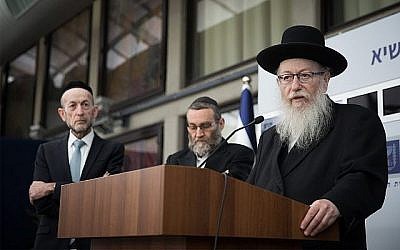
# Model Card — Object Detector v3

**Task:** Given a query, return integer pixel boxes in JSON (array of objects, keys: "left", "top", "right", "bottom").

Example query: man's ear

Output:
[
  {"left": 322, "top": 72, "right": 331, "bottom": 92},
  {"left": 92, "top": 105, "right": 99, "bottom": 119},
  {"left": 57, "top": 107, "right": 66, "bottom": 122},
  {"left": 219, "top": 117, "right": 225, "bottom": 130}
]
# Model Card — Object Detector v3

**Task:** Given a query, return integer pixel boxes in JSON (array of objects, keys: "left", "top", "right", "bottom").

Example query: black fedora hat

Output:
[{"left": 256, "top": 25, "right": 347, "bottom": 77}]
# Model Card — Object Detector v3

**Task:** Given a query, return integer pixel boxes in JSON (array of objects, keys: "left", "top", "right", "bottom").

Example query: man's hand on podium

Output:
[{"left": 300, "top": 199, "right": 340, "bottom": 237}]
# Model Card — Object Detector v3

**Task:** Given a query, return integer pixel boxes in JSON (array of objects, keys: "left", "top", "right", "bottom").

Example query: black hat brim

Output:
[{"left": 256, "top": 43, "right": 347, "bottom": 77}]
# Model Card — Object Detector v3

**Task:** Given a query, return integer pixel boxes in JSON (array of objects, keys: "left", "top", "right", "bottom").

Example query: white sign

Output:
[{"left": 326, "top": 13, "right": 400, "bottom": 96}]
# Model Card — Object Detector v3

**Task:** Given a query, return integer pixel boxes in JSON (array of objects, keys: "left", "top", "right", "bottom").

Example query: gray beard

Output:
[
  {"left": 188, "top": 129, "right": 222, "bottom": 157},
  {"left": 276, "top": 93, "right": 333, "bottom": 150}
]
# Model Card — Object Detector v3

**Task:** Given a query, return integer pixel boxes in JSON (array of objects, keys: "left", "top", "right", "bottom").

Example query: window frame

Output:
[
  {"left": 2, "top": 45, "right": 39, "bottom": 138},
  {"left": 110, "top": 123, "right": 164, "bottom": 171},
  {"left": 100, "top": 0, "right": 168, "bottom": 111},
  {"left": 185, "top": 0, "right": 266, "bottom": 86},
  {"left": 43, "top": 7, "right": 92, "bottom": 132},
  {"left": 321, "top": 1, "right": 400, "bottom": 33}
]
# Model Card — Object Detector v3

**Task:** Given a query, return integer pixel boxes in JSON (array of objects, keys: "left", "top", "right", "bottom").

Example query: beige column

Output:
[
  {"left": 88, "top": 0, "right": 103, "bottom": 97},
  {"left": 165, "top": 0, "right": 186, "bottom": 94},
  {"left": 163, "top": 116, "right": 184, "bottom": 162},
  {"left": 29, "top": 37, "right": 47, "bottom": 138}
]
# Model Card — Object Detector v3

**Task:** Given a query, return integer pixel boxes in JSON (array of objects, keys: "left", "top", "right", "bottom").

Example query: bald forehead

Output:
[{"left": 61, "top": 88, "right": 93, "bottom": 106}]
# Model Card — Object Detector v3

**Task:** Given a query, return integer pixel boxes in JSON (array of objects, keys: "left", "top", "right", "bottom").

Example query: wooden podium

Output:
[{"left": 58, "top": 165, "right": 338, "bottom": 249}]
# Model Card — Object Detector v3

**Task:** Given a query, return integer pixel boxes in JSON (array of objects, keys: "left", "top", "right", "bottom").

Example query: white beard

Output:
[{"left": 276, "top": 92, "right": 333, "bottom": 150}]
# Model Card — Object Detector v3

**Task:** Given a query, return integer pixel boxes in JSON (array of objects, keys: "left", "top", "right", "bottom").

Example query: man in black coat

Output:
[
  {"left": 248, "top": 25, "right": 387, "bottom": 249},
  {"left": 29, "top": 81, "right": 124, "bottom": 250},
  {"left": 166, "top": 96, "right": 253, "bottom": 181}
]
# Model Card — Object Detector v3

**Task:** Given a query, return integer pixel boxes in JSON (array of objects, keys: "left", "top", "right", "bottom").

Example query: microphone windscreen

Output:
[{"left": 254, "top": 116, "right": 264, "bottom": 124}]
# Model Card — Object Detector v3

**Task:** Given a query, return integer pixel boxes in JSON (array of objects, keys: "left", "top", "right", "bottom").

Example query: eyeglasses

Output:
[
  {"left": 187, "top": 121, "right": 216, "bottom": 132},
  {"left": 277, "top": 71, "right": 326, "bottom": 85}
]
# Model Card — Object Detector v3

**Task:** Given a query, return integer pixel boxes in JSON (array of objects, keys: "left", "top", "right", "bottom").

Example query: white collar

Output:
[{"left": 68, "top": 129, "right": 95, "bottom": 148}]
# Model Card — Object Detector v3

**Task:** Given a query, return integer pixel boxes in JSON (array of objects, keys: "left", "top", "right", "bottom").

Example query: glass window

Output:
[
  {"left": 348, "top": 92, "right": 378, "bottom": 114},
  {"left": 187, "top": 0, "right": 271, "bottom": 83},
  {"left": 45, "top": 9, "right": 91, "bottom": 130},
  {"left": 5, "top": 0, "right": 36, "bottom": 17},
  {"left": 4, "top": 46, "right": 37, "bottom": 138},
  {"left": 324, "top": 0, "right": 400, "bottom": 30},
  {"left": 112, "top": 124, "right": 163, "bottom": 172},
  {"left": 103, "top": 0, "right": 165, "bottom": 104},
  {"left": 123, "top": 136, "right": 160, "bottom": 171},
  {"left": 383, "top": 85, "right": 400, "bottom": 116}
]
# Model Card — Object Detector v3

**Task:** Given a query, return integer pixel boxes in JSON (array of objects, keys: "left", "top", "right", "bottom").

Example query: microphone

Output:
[{"left": 198, "top": 115, "right": 264, "bottom": 169}]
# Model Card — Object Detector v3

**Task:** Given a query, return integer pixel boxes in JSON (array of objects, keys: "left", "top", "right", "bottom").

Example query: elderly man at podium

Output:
[
  {"left": 167, "top": 96, "right": 253, "bottom": 181},
  {"left": 247, "top": 25, "right": 388, "bottom": 249}
]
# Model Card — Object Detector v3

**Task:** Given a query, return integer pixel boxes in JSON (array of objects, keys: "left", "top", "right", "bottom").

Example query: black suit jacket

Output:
[
  {"left": 32, "top": 132, "right": 124, "bottom": 250},
  {"left": 247, "top": 102, "right": 388, "bottom": 249},
  {"left": 166, "top": 141, "right": 254, "bottom": 181}
]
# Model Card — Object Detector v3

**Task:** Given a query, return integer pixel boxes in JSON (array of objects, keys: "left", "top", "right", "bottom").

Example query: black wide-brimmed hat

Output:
[{"left": 257, "top": 25, "right": 347, "bottom": 77}]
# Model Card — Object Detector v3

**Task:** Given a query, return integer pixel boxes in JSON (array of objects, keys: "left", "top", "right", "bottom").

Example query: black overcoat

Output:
[
  {"left": 247, "top": 102, "right": 388, "bottom": 249},
  {"left": 166, "top": 141, "right": 254, "bottom": 181}
]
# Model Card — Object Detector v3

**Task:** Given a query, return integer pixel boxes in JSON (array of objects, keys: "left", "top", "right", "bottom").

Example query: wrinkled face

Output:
[
  {"left": 277, "top": 58, "right": 330, "bottom": 110},
  {"left": 57, "top": 88, "right": 98, "bottom": 138},
  {"left": 187, "top": 108, "right": 224, "bottom": 156}
]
